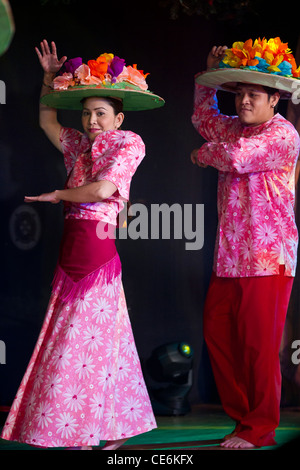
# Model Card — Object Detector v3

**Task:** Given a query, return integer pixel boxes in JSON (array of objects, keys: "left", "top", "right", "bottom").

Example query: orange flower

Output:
[
  {"left": 87, "top": 54, "right": 113, "bottom": 79},
  {"left": 285, "top": 55, "right": 299, "bottom": 76},
  {"left": 265, "top": 37, "right": 289, "bottom": 55},
  {"left": 88, "top": 60, "right": 106, "bottom": 79},
  {"left": 242, "top": 39, "right": 260, "bottom": 65},
  {"left": 292, "top": 66, "right": 300, "bottom": 78},
  {"left": 224, "top": 39, "right": 260, "bottom": 68}
]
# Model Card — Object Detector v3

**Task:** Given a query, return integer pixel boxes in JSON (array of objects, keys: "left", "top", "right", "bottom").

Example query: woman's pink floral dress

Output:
[{"left": 1, "top": 128, "right": 156, "bottom": 448}]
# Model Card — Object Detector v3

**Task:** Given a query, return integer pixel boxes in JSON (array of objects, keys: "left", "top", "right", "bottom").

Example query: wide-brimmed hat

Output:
[
  {"left": 0, "top": 0, "right": 14, "bottom": 56},
  {"left": 41, "top": 53, "right": 165, "bottom": 111},
  {"left": 196, "top": 37, "right": 300, "bottom": 100}
]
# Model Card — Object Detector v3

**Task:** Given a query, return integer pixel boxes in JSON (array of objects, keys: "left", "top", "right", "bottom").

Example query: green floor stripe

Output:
[
  {"left": 157, "top": 425, "right": 300, "bottom": 431},
  {"left": 1, "top": 405, "right": 299, "bottom": 450}
]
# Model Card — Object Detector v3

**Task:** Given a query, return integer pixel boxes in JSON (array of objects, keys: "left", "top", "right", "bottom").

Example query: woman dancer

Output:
[{"left": 1, "top": 40, "right": 164, "bottom": 450}]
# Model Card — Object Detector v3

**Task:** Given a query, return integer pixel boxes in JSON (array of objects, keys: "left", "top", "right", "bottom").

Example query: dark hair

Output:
[
  {"left": 81, "top": 96, "right": 123, "bottom": 115},
  {"left": 102, "top": 96, "right": 124, "bottom": 115},
  {"left": 262, "top": 86, "right": 280, "bottom": 113}
]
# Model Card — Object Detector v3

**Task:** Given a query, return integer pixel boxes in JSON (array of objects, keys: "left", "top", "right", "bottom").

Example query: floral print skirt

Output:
[{"left": 1, "top": 220, "right": 156, "bottom": 448}]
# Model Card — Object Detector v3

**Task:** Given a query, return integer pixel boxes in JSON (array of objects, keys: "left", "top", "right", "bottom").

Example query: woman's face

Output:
[{"left": 81, "top": 97, "right": 124, "bottom": 141}]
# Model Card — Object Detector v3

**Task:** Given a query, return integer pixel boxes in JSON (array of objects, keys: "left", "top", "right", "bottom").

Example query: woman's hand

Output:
[
  {"left": 35, "top": 39, "right": 67, "bottom": 77},
  {"left": 207, "top": 45, "right": 227, "bottom": 70},
  {"left": 191, "top": 149, "right": 207, "bottom": 167},
  {"left": 36, "top": 40, "right": 66, "bottom": 150},
  {"left": 24, "top": 181, "right": 117, "bottom": 205},
  {"left": 25, "top": 191, "right": 61, "bottom": 204}
]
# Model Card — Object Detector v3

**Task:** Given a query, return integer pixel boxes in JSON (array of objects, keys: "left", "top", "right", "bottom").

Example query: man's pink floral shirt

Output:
[{"left": 192, "top": 83, "right": 300, "bottom": 277}]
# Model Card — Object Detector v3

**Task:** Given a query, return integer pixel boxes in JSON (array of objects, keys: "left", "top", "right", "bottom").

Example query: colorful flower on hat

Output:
[
  {"left": 59, "top": 57, "right": 83, "bottom": 75},
  {"left": 87, "top": 53, "right": 112, "bottom": 80},
  {"left": 116, "top": 64, "right": 149, "bottom": 91},
  {"left": 107, "top": 56, "right": 126, "bottom": 81},
  {"left": 74, "top": 64, "right": 103, "bottom": 85},
  {"left": 220, "top": 37, "right": 300, "bottom": 79},
  {"left": 52, "top": 73, "right": 75, "bottom": 90},
  {"left": 52, "top": 52, "right": 149, "bottom": 91}
]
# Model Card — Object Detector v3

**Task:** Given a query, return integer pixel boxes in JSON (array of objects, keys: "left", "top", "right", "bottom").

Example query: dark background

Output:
[{"left": 1, "top": 0, "right": 300, "bottom": 410}]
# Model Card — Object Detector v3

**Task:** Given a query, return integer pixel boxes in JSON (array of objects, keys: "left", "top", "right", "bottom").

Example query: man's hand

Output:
[
  {"left": 191, "top": 149, "right": 207, "bottom": 167},
  {"left": 207, "top": 45, "right": 228, "bottom": 70}
]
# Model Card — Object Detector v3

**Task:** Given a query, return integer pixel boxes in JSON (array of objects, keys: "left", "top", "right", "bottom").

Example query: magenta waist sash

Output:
[{"left": 52, "top": 219, "right": 121, "bottom": 302}]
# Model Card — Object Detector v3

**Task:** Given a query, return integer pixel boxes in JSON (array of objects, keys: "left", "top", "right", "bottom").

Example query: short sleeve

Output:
[
  {"left": 92, "top": 131, "right": 146, "bottom": 200},
  {"left": 60, "top": 127, "right": 84, "bottom": 175}
]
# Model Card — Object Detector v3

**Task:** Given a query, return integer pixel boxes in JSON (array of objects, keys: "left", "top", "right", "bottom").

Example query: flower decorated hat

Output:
[
  {"left": 41, "top": 52, "right": 165, "bottom": 111},
  {"left": 0, "top": 0, "right": 14, "bottom": 56},
  {"left": 196, "top": 37, "right": 300, "bottom": 100}
]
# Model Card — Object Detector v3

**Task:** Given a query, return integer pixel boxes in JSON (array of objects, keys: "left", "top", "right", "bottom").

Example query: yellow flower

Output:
[
  {"left": 222, "top": 49, "right": 243, "bottom": 68},
  {"left": 263, "top": 50, "right": 275, "bottom": 65},
  {"left": 232, "top": 41, "right": 245, "bottom": 50},
  {"left": 267, "top": 65, "right": 281, "bottom": 73},
  {"left": 98, "top": 53, "right": 114, "bottom": 65},
  {"left": 222, "top": 39, "right": 259, "bottom": 68},
  {"left": 266, "top": 37, "right": 288, "bottom": 55}
]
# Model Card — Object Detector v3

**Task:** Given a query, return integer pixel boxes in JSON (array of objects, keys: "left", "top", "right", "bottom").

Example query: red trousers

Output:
[{"left": 203, "top": 266, "right": 294, "bottom": 447}]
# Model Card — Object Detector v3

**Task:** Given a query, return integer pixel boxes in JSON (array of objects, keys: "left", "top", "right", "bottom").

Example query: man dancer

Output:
[{"left": 191, "top": 42, "right": 300, "bottom": 448}]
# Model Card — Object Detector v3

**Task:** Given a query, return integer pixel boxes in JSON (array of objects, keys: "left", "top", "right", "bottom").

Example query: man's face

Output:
[{"left": 235, "top": 83, "right": 280, "bottom": 127}]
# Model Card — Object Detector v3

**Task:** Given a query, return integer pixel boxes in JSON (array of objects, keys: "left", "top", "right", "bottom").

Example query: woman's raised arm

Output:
[{"left": 35, "top": 40, "right": 67, "bottom": 151}]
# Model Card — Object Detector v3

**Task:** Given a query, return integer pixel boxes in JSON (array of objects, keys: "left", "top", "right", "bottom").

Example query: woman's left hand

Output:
[{"left": 24, "top": 191, "right": 61, "bottom": 204}]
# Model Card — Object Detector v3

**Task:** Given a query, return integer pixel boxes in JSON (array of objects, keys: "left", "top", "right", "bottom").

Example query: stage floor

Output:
[{"left": 1, "top": 404, "right": 300, "bottom": 451}]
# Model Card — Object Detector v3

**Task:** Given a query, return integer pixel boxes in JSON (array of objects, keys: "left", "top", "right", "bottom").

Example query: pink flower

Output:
[
  {"left": 74, "top": 64, "right": 103, "bottom": 85},
  {"left": 117, "top": 65, "right": 148, "bottom": 90},
  {"left": 52, "top": 73, "right": 75, "bottom": 90}
]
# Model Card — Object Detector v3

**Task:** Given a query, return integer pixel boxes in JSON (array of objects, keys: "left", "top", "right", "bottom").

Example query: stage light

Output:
[
  {"left": 146, "top": 342, "right": 194, "bottom": 416},
  {"left": 179, "top": 342, "right": 192, "bottom": 357}
]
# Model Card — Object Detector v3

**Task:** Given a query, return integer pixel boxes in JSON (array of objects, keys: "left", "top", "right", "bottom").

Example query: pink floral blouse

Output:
[
  {"left": 192, "top": 82, "right": 300, "bottom": 277},
  {"left": 60, "top": 128, "right": 145, "bottom": 225}
]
